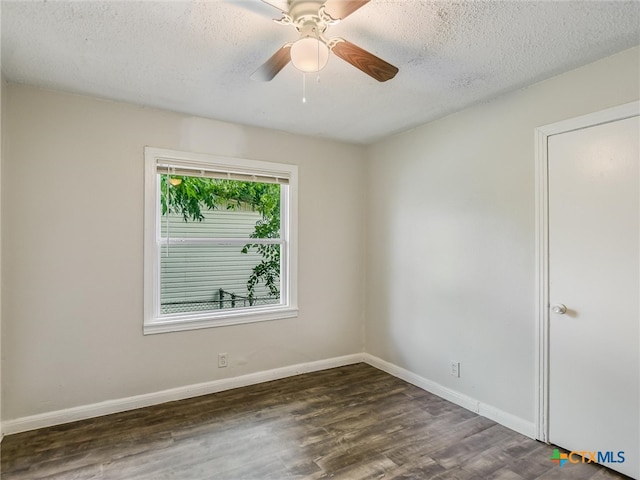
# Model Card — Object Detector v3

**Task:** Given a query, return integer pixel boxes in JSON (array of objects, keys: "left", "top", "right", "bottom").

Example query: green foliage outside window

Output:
[{"left": 160, "top": 175, "right": 281, "bottom": 301}]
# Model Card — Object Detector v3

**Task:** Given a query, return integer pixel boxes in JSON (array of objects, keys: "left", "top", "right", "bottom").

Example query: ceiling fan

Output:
[{"left": 250, "top": 0, "right": 399, "bottom": 82}]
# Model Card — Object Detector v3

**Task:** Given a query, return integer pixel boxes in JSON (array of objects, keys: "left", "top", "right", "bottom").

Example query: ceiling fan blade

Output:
[
  {"left": 331, "top": 39, "right": 398, "bottom": 82},
  {"left": 251, "top": 44, "right": 292, "bottom": 81},
  {"left": 224, "top": 0, "right": 286, "bottom": 18},
  {"left": 261, "top": 0, "right": 288, "bottom": 13},
  {"left": 323, "top": 0, "right": 370, "bottom": 20}
]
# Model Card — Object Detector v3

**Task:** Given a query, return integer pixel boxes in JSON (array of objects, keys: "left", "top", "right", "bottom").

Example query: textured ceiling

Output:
[{"left": 2, "top": 0, "right": 639, "bottom": 144}]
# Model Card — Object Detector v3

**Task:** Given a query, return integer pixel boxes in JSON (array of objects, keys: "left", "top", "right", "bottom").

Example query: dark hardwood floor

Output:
[{"left": 0, "top": 363, "right": 630, "bottom": 479}]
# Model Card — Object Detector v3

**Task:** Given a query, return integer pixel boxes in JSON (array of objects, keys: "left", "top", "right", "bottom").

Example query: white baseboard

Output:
[
  {"left": 2, "top": 353, "right": 536, "bottom": 440},
  {"left": 1, "top": 354, "right": 364, "bottom": 435},
  {"left": 362, "top": 354, "right": 536, "bottom": 439}
]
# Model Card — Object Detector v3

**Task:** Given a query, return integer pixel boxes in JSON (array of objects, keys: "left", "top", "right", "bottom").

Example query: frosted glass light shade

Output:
[{"left": 290, "top": 37, "right": 330, "bottom": 73}]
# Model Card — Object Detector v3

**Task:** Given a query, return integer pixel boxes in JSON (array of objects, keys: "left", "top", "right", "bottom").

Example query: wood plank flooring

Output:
[{"left": 0, "top": 363, "right": 630, "bottom": 479}]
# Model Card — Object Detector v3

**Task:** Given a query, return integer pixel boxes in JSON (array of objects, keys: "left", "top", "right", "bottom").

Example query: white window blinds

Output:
[{"left": 156, "top": 159, "right": 290, "bottom": 185}]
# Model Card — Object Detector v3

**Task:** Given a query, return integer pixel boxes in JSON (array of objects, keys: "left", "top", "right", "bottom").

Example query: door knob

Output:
[{"left": 552, "top": 304, "right": 567, "bottom": 314}]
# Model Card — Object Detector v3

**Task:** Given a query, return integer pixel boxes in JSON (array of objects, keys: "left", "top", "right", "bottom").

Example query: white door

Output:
[{"left": 547, "top": 113, "right": 639, "bottom": 478}]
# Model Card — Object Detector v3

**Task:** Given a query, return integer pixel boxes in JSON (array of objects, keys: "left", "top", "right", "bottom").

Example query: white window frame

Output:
[{"left": 144, "top": 147, "right": 298, "bottom": 335}]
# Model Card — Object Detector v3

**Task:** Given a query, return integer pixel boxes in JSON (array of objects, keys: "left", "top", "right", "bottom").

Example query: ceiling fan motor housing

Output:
[{"left": 288, "top": 0, "right": 327, "bottom": 22}]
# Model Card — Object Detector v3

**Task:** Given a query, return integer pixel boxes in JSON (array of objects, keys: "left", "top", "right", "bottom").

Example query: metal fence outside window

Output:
[{"left": 161, "top": 289, "right": 280, "bottom": 315}]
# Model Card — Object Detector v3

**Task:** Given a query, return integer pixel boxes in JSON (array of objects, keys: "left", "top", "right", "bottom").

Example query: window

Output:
[{"left": 144, "top": 147, "right": 298, "bottom": 334}]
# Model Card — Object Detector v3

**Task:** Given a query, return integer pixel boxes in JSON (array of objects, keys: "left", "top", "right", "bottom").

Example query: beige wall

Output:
[
  {"left": 365, "top": 46, "right": 640, "bottom": 424},
  {"left": 2, "top": 45, "right": 638, "bottom": 429},
  {"left": 1, "top": 85, "right": 366, "bottom": 420}
]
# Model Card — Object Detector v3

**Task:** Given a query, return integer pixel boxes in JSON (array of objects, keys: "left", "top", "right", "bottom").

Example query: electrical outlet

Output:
[
  {"left": 218, "top": 353, "right": 228, "bottom": 368},
  {"left": 450, "top": 361, "right": 460, "bottom": 378}
]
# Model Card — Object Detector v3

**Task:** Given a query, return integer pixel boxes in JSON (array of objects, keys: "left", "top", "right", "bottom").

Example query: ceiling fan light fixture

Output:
[{"left": 290, "top": 36, "right": 329, "bottom": 73}]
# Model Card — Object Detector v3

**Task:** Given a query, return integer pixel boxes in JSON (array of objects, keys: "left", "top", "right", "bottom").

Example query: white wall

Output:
[
  {"left": 365, "top": 46, "right": 640, "bottom": 427},
  {"left": 1, "top": 85, "right": 366, "bottom": 421}
]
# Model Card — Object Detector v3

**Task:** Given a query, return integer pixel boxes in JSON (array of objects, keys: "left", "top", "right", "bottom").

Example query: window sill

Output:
[{"left": 143, "top": 306, "right": 299, "bottom": 335}]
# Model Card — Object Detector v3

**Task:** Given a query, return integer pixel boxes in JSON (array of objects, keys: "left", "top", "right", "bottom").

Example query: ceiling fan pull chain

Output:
[
  {"left": 316, "top": 27, "right": 320, "bottom": 72},
  {"left": 302, "top": 73, "right": 307, "bottom": 104},
  {"left": 316, "top": 27, "right": 321, "bottom": 83}
]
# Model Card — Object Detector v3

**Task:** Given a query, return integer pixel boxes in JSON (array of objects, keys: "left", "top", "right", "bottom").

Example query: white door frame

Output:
[{"left": 534, "top": 101, "right": 640, "bottom": 442}]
